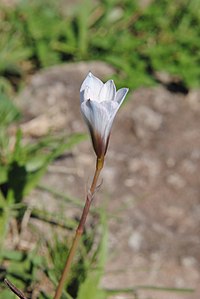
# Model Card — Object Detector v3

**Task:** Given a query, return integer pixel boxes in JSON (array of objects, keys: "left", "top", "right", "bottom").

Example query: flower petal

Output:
[
  {"left": 99, "top": 80, "right": 116, "bottom": 102},
  {"left": 115, "top": 88, "right": 129, "bottom": 105},
  {"left": 80, "top": 72, "right": 103, "bottom": 103},
  {"left": 81, "top": 100, "right": 111, "bottom": 157},
  {"left": 81, "top": 100, "right": 109, "bottom": 138},
  {"left": 86, "top": 101, "right": 120, "bottom": 154},
  {"left": 99, "top": 100, "right": 119, "bottom": 117},
  {"left": 103, "top": 102, "right": 121, "bottom": 145}
]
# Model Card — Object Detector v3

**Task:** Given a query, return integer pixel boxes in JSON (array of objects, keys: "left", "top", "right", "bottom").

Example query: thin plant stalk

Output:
[{"left": 53, "top": 157, "right": 104, "bottom": 299}]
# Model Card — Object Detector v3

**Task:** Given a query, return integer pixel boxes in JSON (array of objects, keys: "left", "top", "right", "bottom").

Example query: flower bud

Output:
[{"left": 80, "top": 72, "right": 128, "bottom": 158}]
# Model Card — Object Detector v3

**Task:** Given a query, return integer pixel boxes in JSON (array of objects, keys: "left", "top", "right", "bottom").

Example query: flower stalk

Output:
[{"left": 53, "top": 157, "right": 104, "bottom": 299}]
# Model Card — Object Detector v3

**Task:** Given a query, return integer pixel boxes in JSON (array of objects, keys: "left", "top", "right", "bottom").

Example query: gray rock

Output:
[
  {"left": 132, "top": 105, "right": 163, "bottom": 140},
  {"left": 186, "top": 89, "right": 200, "bottom": 112}
]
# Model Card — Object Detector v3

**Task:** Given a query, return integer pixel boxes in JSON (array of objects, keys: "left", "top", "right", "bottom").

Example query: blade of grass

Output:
[
  {"left": 104, "top": 285, "right": 194, "bottom": 295},
  {"left": 30, "top": 207, "right": 77, "bottom": 230},
  {"left": 37, "top": 184, "right": 83, "bottom": 208}
]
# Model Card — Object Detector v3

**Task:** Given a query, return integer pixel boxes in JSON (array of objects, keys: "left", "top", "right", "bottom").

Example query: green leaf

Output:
[
  {"left": 77, "top": 274, "right": 106, "bottom": 299},
  {"left": 1, "top": 249, "right": 24, "bottom": 262},
  {"left": 0, "top": 93, "right": 20, "bottom": 126},
  {"left": 76, "top": 0, "right": 91, "bottom": 57},
  {"left": 0, "top": 206, "right": 10, "bottom": 251},
  {"left": 23, "top": 133, "right": 86, "bottom": 197},
  {"left": 0, "top": 289, "right": 16, "bottom": 299}
]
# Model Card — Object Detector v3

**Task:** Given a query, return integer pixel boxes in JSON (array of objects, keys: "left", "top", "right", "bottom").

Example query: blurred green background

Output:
[
  {"left": 0, "top": 0, "right": 199, "bottom": 100},
  {"left": 0, "top": 0, "right": 199, "bottom": 298}
]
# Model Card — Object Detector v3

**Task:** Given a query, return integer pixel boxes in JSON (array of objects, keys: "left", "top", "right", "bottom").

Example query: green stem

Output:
[{"left": 53, "top": 157, "right": 104, "bottom": 299}]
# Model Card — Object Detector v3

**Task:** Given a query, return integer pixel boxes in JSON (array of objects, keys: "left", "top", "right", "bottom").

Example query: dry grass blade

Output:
[{"left": 4, "top": 278, "right": 28, "bottom": 299}]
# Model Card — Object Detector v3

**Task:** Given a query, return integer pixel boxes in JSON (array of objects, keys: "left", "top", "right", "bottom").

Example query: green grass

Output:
[{"left": 0, "top": 0, "right": 199, "bottom": 96}]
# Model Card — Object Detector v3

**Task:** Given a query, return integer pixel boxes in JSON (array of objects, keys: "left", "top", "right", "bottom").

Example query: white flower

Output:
[{"left": 80, "top": 72, "right": 129, "bottom": 158}]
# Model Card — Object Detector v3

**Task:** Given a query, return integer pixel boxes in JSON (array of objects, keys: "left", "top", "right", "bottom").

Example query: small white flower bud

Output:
[{"left": 80, "top": 72, "right": 129, "bottom": 158}]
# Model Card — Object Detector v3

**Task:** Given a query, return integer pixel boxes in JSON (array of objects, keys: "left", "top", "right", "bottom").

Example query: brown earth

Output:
[{"left": 15, "top": 61, "right": 200, "bottom": 299}]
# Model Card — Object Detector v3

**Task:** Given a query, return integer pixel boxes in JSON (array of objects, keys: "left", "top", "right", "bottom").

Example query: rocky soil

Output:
[{"left": 15, "top": 61, "right": 200, "bottom": 299}]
